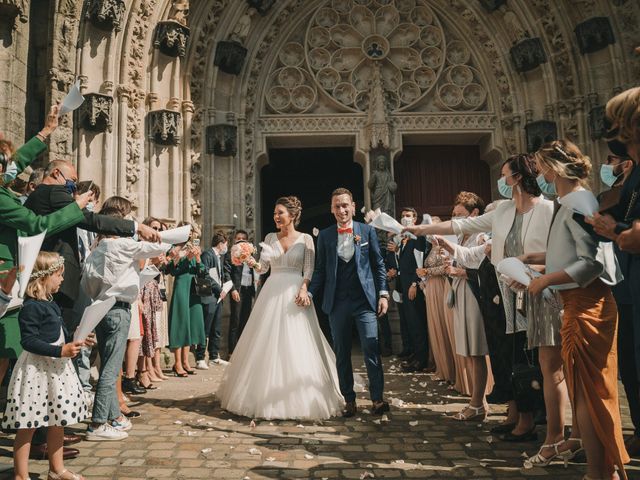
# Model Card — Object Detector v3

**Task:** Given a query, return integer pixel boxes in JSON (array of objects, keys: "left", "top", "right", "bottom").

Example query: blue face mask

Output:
[
  {"left": 59, "top": 172, "right": 77, "bottom": 195},
  {"left": 536, "top": 173, "right": 556, "bottom": 196},
  {"left": 497, "top": 176, "right": 513, "bottom": 199},
  {"left": 600, "top": 164, "right": 621, "bottom": 187},
  {"left": 86, "top": 202, "right": 95, "bottom": 212}
]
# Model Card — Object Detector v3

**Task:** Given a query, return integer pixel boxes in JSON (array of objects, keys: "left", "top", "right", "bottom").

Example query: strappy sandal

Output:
[
  {"left": 558, "top": 437, "right": 584, "bottom": 467},
  {"left": 525, "top": 439, "right": 564, "bottom": 467},
  {"left": 450, "top": 404, "right": 487, "bottom": 421},
  {"left": 47, "top": 469, "right": 85, "bottom": 480}
]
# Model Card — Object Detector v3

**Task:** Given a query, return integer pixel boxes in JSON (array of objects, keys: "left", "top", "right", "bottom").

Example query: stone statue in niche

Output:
[
  {"left": 229, "top": 8, "right": 256, "bottom": 45},
  {"left": 168, "top": 0, "right": 189, "bottom": 26},
  {"left": 368, "top": 154, "right": 397, "bottom": 217}
]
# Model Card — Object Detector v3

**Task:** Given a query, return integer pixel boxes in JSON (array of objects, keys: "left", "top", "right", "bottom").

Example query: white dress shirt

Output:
[
  {"left": 81, "top": 237, "right": 167, "bottom": 303},
  {"left": 337, "top": 222, "right": 355, "bottom": 262},
  {"left": 241, "top": 263, "right": 253, "bottom": 287}
]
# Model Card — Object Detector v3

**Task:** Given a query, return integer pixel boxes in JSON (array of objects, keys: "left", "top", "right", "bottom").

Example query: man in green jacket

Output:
[{"left": 0, "top": 104, "right": 90, "bottom": 380}]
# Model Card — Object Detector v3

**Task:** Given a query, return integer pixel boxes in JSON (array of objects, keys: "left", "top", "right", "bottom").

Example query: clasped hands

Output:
[{"left": 295, "top": 286, "right": 311, "bottom": 307}]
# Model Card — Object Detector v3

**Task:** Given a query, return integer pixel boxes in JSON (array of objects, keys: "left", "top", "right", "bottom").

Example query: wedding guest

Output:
[
  {"left": 408, "top": 192, "right": 490, "bottom": 421},
  {"left": 195, "top": 232, "right": 229, "bottom": 369},
  {"left": 82, "top": 196, "right": 166, "bottom": 441},
  {"left": 225, "top": 230, "right": 256, "bottom": 357},
  {"left": 139, "top": 217, "right": 170, "bottom": 383},
  {"left": 2, "top": 252, "right": 92, "bottom": 480},
  {"left": 529, "top": 139, "right": 628, "bottom": 479},
  {"left": 385, "top": 235, "right": 412, "bottom": 360},
  {"left": 387, "top": 208, "right": 430, "bottom": 372},
  {"left": 587, "top": 86, "right": 640, "bottom": 457},
  {"left": 416, "top": 217, "right": 473, "bottom": 395},
  {"left": 166, "top": 223, "right": 206, "bottom": 376}
]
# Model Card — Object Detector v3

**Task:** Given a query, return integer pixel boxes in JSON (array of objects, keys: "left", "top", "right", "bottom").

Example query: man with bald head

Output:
[{"left": 25, "top": 159, "right": 160, "bottom": 328}]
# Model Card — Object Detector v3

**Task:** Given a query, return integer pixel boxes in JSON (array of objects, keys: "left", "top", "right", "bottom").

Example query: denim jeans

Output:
[{"left": 92, "top": 305, "right": 131, "bottom": 424}]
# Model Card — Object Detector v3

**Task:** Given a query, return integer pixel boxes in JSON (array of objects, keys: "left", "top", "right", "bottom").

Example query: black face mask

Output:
[{"left": 607, "top": 138, "right": 629, "bottom": 158}]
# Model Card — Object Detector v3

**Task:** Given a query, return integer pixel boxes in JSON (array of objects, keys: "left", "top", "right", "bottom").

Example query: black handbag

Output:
[
  {"left": 193, "top": 275, "right": 213, "bottom": 297},
  {"left": 510, "top": 298, "right": 544, "bottom": 409}
]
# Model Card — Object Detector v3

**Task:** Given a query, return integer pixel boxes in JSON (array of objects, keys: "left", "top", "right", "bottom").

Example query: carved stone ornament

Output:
[
  {"left": 153, "top": 20, "right": 190, "bottom": 58},
  {"left": 214, "top": 40, "right": 248, "bottom": 75},
  {"left": 525, "top": 120, "right": 557, "bottom": 152},
  {"left": 148, "top": 109, "right": 182, "bottom": 146},
  {"left": 574, "top": 17, "right": 615, "bottom": 55},
  {"left": 85, "top": 0, "right": 126, "bottom": 32},
  {"left": 79, "top": 93, "right": 113, "bottom": 132},
  {"left": 0, "top": 0, "right": 28, "bottom": 24},
  {"left": 206, "top": 124, "right": 237, "bottom": 156},
  {"left": 478, "top": 0, "right": 507, "bottom": 12},
  {"left": 510, "top": 37, "right": 547, "bottom": 73},
  {"left": 588, "top": 105, "right": 607, "bottom": 140},
  {"left": 247, "top": 0, "right": 275, "bottom": 16}
]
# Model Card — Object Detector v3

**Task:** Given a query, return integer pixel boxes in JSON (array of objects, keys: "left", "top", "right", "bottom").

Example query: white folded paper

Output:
[
  {"left": 139, "top": 265, "right": 160, "bottom": 289},
  {"left": 218, "top": 280, "right": 234, "bottom": 304},
  {"left": 368, "top": 211, "right": 417, "bottom": 239},
  {"left": 391, "top": 290, "right": 402, "bottom": 303},
  {"left": 558, "top": 190, "right": 599, "bottom": 217},
  {"left": 496, "top": 257, "right": 532, "bottom": 286},
  {"left": 74, "top": 297, "right": 116, "bottom": 342},
  {"left": 421, "top": 214, "right": 433, "bottom": 225},
  {"left": 4, "top": 281, "right": 22, "bottom": 313},
  {"left": 413, "top": 249, "right": 424, "bottom": 269},
  {"left": 59, "top": 80, "right": 85, "bottom": 116},
  {"left": 209, "top": 267, "right": 221, "bottom": 285},
  {"left": 428, "top": 234, "right": 459, "bottom": 246},
  {"left": 160, "top": 225, "right": 191, "bottom": 245},
  {"left": 18, "top": 230, "right": 47, "bottom": 297}
]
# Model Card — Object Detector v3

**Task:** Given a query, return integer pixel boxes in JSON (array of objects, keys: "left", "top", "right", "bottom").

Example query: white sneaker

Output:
[
  {"left": 111, "top": 416, "right": 132, "bottom": 431},
  {"left": 196, "top": 360, "right": 209, "bottom": 370},
  {"left": 86, "top": 423, "right": 128, "bottom": 441}
]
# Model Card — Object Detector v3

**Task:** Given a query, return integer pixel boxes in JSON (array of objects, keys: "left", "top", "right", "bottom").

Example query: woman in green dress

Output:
[{"left": 165, "top": 225, "right": 206, "bottom": 376}]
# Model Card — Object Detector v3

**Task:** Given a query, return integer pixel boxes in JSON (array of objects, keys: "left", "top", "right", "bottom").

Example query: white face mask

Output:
[
  {"left": 86, "top": 202, "right": 95, "bottom": 212},
  {"left": 400, "top": 216, "right": 414, "bottom": 227},
  {"left": 218, "top": 244, "right": 228, "bottom": 255}
]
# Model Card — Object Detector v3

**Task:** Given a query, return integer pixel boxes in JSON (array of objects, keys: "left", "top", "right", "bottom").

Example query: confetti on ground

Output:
[
  {"left": 359, "top": 472, "right": 375, "bottom": 479},
  {"left": 409, "top": 420, "right": 418, "bottom": 426},
  {"left": 200, "top": 448, "right": 212, "bottom": 454},
  {"left": 173, "top": 420, "right": 183, "bottom": 424},
  {"left": 248, "top": 448, "right": 261, "bottom": 455},
  {"left": 249, "top": 420, "right": 256, "bottom": 429},
  {"left": 266, "top": 457, "right": 275, "bottom": 462},
  {"left": 304, "top": 454, "right": 314, "bottom": 459}
]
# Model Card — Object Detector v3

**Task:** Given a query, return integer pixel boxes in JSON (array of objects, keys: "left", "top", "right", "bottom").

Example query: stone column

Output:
[
  {"left": 145, "top": 92, "right": 159, "bottom": 217},
  {"left": 168, "top": 97, "right": 181, "bottom": 220},
  {"left": 182, "top": 100, "right": 194, "bottom": 222},
  {"left": 115, "top": 85, "right": 131, "bottom": 198}
]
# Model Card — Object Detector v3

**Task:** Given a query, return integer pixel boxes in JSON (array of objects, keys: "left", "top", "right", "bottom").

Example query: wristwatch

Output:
[
  {"left": 379, "top": 293, "right": 389, "bottom": 299},
  {"left": 411, "top": 282, "right": 417, "bottom": 288}
]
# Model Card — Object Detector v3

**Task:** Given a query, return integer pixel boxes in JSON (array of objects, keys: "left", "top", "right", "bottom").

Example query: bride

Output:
[{"left": 217, "top": 196, "right": 344, "bottom": 420}]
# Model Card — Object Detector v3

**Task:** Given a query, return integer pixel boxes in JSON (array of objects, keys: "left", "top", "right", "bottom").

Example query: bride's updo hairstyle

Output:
[
  {"left": 535, "top": 139, "right": 592, "bottom": 187},
  {"left": 275, "top": 196, "right": 302, "bottom": 227}
]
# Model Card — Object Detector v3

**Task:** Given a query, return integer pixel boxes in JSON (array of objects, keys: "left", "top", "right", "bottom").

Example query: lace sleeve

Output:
[{"left": 303, "top": 234, "right": 315, "bottom": 281}]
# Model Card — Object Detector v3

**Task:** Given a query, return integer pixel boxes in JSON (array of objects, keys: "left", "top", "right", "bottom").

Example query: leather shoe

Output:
[
  {"left": 63, "top": 433, "right": 82, "bottom": 446},
  {"left": 122, "top": 376, "right": 147, "bottom": 395},
  {"left": 500, "top": 427, "right": 537, "bottom": 442},
  {"left": 342, "top": 401, "right": 357, "bottom": 418},
  {"left": 124, "top": 410, "right": 141, "bottom": 418},
  {"left": 371, "top": 401, "right": 390, "bottom": 415},
  {"left": 402, "top": 361, "right": 428, "bottom": 373},
  {"left": 489, "top": 422, "right": 517, "bottom": 434},
  {"left": 29, "top": 444, "right": 79, "bottom": 460}
]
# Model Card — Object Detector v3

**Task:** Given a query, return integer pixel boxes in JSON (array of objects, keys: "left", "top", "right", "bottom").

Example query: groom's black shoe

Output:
[
  {"left": 342, "top": 401, "right": 357, "bottom": 418},
  {"left": 371, "top": 401, "right": 390, "bottom": 415}
]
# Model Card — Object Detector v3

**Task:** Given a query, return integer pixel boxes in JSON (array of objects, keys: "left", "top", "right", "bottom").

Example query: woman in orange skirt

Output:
[{"left": 528, "top": 139, "right": 628, "bottom": 479}]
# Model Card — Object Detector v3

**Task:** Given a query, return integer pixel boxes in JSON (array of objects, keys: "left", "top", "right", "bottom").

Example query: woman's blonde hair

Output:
[
  {"left": 606, "top": 87, "right": 640, "bottom": 146},
  {"left": 26, "top": 252, "right": 64, "bottom": 301},
  {"left": 535, "top": 139, "right": 592, "bottom": 187}
]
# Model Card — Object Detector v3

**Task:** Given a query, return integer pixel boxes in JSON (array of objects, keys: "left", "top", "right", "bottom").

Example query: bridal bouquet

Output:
[{"left": 230, "top": 242, "right": 257, "bottom": 266}]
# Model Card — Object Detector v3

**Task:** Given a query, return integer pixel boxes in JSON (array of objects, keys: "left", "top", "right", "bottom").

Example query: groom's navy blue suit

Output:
[{"left": 309, "top": 221, "right": 388, "bottom": 403}]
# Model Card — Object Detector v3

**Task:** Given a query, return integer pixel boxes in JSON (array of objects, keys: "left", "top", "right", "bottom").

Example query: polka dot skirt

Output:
[{"left": 1, "top": 350, "right": 89, "bottom": 430}]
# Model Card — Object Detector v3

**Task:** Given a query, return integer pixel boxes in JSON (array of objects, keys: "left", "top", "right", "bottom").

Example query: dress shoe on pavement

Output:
[
  {"left": 196, "top": 360, "right": 209, "bottom": 370},
  {"left": 342, "top": 401, "right": 357, "bottom": 418},
  {"left": 29, "top": 444, "right": 79, "bottom": 460},
  {"left": 122, "top": 376, "right": 147, "bottom": 395},
  {"left": 63, "top": 433, "right": 82, "bottom": 446},
  {"left": 372, "top": 401, "right": 390, "bottom": 415}
]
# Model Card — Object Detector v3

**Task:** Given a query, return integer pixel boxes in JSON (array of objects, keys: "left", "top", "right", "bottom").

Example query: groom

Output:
[{"left": 309, "top": 188, "right": 390, "bottom": 417}]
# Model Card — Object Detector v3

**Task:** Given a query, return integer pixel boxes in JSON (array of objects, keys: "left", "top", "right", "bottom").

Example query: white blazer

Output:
[{"left": 451, "top": 197, "right": 554, "bottom": 266}]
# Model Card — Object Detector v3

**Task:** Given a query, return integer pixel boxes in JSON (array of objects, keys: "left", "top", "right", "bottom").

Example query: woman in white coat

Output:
[{"left": 405, "top": 155, "right": 572, "bottom": 466}]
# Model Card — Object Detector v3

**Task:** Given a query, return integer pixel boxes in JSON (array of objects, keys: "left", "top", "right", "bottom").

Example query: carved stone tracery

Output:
[
  {"left": 85, "top": 0, "right": 126, "bottom": 32},
  {"left": 79, "top": 93, "right": 113, "bottom": 132}
]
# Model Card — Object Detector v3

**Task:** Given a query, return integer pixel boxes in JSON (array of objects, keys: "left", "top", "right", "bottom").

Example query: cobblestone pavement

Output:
[{"left": 0, "top": 353, "right": 638, "bottom": 479}]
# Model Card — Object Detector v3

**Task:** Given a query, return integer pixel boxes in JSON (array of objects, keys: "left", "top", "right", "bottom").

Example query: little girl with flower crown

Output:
[{"left": 2, "top": 252, "right": 94, "bottom": 480}]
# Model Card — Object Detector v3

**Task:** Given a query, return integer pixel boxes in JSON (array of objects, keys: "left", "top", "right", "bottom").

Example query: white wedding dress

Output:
[{"left": 217, "top": 232, "right": 344, "bottom": 420}]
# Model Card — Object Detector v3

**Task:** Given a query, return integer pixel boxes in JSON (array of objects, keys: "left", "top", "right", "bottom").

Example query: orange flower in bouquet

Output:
[{"left": 230, "top": 241, "right": 256, "bottom": 266}]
